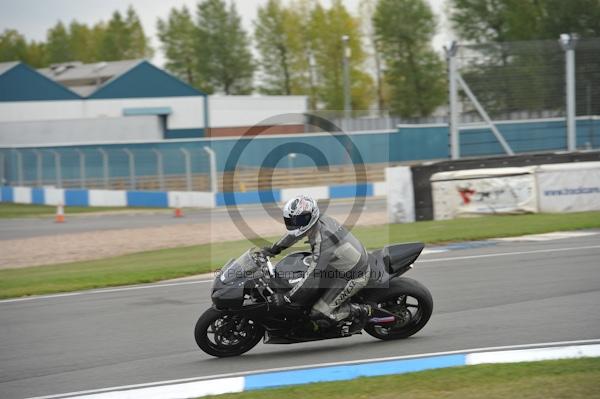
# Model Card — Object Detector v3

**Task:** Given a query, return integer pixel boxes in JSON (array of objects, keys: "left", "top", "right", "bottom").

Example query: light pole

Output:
[
  {"left": 287, "top": 153, "right": 297, "bottom": 170},
  {"left": 559, "top": 33, "right": 578, "bottom": 152},
  {"left": 445, "top": 41, "right": 460, "bottom": 160},
  {"left": 342, "top": 35, "right": 351, "bottom": 125},
  {"left": 308, "top": 51, "right": 317, "bottom": 111}
]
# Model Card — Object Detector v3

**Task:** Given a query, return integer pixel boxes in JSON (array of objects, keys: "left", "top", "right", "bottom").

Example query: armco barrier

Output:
[
  {"left": 0, "top": 182, "right": 388, "bottom": 209},
  {"left": 37, "top": 340, "right": 600, "bottom": 399}
]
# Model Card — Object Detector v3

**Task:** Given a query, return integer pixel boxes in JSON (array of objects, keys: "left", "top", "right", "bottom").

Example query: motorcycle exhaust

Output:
[{"left": 368, "top": 316, "right": 396, "bottom": 324}]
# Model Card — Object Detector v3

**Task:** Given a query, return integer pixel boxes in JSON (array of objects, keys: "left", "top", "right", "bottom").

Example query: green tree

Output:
[
  {"left": 285, "top": 0, "right": 317, "bottom": 106},
  {"left": 157, "top": 6, "right": 199, "bottom": 86},
  {"left": 310, "top": 0, "right": 373, "bottom": 110},
  {"left": 23, "top": 41, "right": 47, "bottom": 67},
  {"left": 195, "top": 0, "right": 254, "bottom": 94},
  {"left": 0, "top": 29, "right": 47, "bottom": 67},
  {"left": 46, "top": 22, "right": 73, "bottom": 64},
  {"left": 360, "top": 0, "right": 387, "bottom": 111},
  {"left": 373, "top": 0, "right": 446, "bottom": 117},
  {"left": 254, "top": 0, "right": 294, "bottom": 95},
  {"left": 99, "top": 7, "right": 152, "bottom": 61},
  {"left": 68, "top": 21, "right": 97, "bottom": 62},
  {"left": 450, "top": 0, "right": 600, "bottom": 43}
]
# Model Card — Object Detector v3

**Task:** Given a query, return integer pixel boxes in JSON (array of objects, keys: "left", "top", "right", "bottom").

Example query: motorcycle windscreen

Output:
[{"left": 219, "top": 250, "right": 261, "bottom": 284}]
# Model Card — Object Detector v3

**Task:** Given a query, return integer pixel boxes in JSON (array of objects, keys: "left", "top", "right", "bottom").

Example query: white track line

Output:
[
  {"left": 3, "top": 244, "right": 600, "bottom": 305},
  {"left": 26, "top": 338, "right": 600, "bottom": 399},
  {"left": 417, "top": 244, "right": 600, "bottom": 264},
  {"left": 0, "top": 280, "right": 212, "bottom": 304}
]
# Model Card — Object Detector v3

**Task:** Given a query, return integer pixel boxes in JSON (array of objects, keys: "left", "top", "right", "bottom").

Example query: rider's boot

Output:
[{"left": 346, "top": 303, "right": 372, "bottom": 334}]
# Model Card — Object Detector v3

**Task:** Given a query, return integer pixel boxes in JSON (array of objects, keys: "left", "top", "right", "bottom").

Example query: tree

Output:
[
  {"left": 360, "top": 0, "right": 386, "bottom": 111},
  {"left": 450, "top": 0, "right": 600, "bottom": 43},
  {"left": 309, "top": 0, "right": 373, "bottom": 110},
  {"left": 373, "top": 0, "right": 446, "bottom": 117},
  {"left": 157, "top": 6, "right": 199, "bottom": 86},
  {"left": 46, "top": 22, "right": 73, "bottom": 64},
  {"left": 0, "top": 29, "right": 46, "bottom": 67},
  {"left": 124, "top": 6, "right": 153, "bottom": 59},
  {"left": 195, "top": 0, "right": 254, "bottom": 94},
  {"left": 254, "top": 0, "right": 294, "bottom": 95},
  {"left": 99, "top": 7, "right": 153, "bottom": 61},
  {"left": 68, "top": 21, "right": 97, "bottom": 62}
]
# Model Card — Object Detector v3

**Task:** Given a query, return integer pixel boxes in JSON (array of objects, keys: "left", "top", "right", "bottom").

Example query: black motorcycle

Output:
[{"left": 194, "top": 243, "right": 433, "bottom": 357}]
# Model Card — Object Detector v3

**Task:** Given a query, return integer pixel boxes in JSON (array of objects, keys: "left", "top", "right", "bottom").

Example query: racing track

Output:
[{"left": 1, "top": 233, "right": 599, "bottom": 398}]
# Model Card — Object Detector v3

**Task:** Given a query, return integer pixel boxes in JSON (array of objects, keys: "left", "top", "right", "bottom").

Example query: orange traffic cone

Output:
[
  {"left": 174, "top": 197, "right": 183, "bottom": 218},
  {"left": 174, "top": 206, "right": 184, "bottom": 218},
  {"left": 55, "top": 204, "right": 65, "bottom": 223}
]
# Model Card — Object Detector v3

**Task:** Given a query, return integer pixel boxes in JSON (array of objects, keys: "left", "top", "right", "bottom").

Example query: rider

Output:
[{"left": 262, "top": 195, "right": 372, "bottom": 334}]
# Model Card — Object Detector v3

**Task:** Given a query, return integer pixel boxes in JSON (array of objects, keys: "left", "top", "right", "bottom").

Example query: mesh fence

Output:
[
  {"left": 456, "top": 38, "right": 600, "bottom": 122},
  {"left": 574, "top": 38, "right": 600, "bottom": 117}
]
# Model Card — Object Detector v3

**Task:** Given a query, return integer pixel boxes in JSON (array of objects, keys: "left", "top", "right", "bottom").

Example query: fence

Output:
[
  {"left": 446, "top": 36, "right": 600, "bottom": 158},
  {"left": 0, "top": 146, "right": 216, "bottom": 192},
  {"left": 1, "top": 116, "right": 600, "bottom": 191}
]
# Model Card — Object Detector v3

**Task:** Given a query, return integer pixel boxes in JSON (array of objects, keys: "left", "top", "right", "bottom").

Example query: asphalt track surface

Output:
[
  {"left": 1, "top": 233, "right": 599, "bottom": 399},
  {"left": 0, "top": 199, "right": 385, "bottom": 240}
]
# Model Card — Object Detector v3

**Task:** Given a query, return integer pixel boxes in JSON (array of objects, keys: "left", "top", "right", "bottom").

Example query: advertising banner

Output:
[
  {"left": 537, "top": 162, "right": 600, "bottom": 213},
  {"left": 431, "top": 167, "right": 537, "bottom": 220}
]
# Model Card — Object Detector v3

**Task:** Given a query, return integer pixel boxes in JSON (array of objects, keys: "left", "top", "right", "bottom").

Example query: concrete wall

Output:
[
  {"left": 0, "top": 96, "right": 205, "bottom": 130},
  {"left": 0, "top": 95, "right": 307, "bottom": 130},
  {"left": 0, "top": 116, "right": 163, "bottom": 146},
  {"left": 207, "top": 96, "right": 307, "bottom": 128}
]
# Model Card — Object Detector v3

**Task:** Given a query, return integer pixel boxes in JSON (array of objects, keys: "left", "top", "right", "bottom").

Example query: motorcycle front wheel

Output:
[{"left": 194, "top": 308, "right": 264, "bottom": 357}]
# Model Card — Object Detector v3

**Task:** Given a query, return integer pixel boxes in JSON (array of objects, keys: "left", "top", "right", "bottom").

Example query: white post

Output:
[
  {"left": 342, "top": 35, "right": 351, "bottom": 126},
  {"left": 50, "top": 150, "right": 62, "bottom": 188},
  {"left": 33, "top": 149, "right": 43, "bottom": 186},
  {"left": 123, "top": 149, "right": 135, "bottom": 190},
  {"left": 180, "top": 148, "right": 192, "bottom": 191},
  {"left": 76, "top": 150, "right": 86, "bottom": 188},
  {"left": 203, "top": 146, "right": 218, "bottom": 193},
  {"left": 560, "top": 33, "right": 578, "bottom": 151},
  {"left": 153, "top": 149, "right": 165, "bottom": 191},
  {"left": 15, "top": 150, "right": 24, "bottom": 186},
  {"left": 98, "top": 148, "right": 109, "bottom": 189},
  {"left": 445, "top": 41, "right": 460, "bottom": 159}
]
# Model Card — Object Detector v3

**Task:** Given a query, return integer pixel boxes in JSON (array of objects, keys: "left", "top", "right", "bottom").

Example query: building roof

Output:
[
  {"left": 0, "top": 61, "right": 20, "bottom": 76},
  {"left": 39, "top": 59, "right": 142, "bottom": 93},
  {"left": 0, "top": 62, "right": 81, "bottom": 102},
  {"left": 39, "top": 59, "right": 205, "bottom": 99}
]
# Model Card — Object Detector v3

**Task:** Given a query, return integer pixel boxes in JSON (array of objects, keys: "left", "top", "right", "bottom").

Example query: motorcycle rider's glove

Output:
[{"left": 261, "top": 245, "right": 281, "bottom": 258}]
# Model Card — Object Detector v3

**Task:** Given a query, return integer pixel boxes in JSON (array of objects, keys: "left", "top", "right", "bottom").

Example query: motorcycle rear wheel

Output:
[
  {"left": 194, "top": 308, "right": 264, "bottom": 357},
  {"left": 364, "top": 277, "right": 433, "bottom": 340}
]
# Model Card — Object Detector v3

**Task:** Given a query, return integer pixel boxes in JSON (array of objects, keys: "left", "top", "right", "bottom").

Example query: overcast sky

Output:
[{"left": 0, "top": 0, "right": 451, "bottom": 67}]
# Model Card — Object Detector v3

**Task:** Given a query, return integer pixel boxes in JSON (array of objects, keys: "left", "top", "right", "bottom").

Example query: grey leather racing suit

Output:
[{"left": 270, "top": 215, "right": 370, "bottom": 322}]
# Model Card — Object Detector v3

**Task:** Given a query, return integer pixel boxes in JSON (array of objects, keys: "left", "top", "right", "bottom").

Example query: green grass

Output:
[
  {"left": 203, "top": 357, "right": 600, "bottom": 399},
  {"left": 1, "top": 212, "right": 599, "bottom": 299},
  {"left": 0, "top": 203, "right": 161, "bottom": 218}
]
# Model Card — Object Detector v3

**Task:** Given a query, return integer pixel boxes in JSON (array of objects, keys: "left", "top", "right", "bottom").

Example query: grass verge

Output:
[
  {"left": 1, "top": 212, "right": 599, "bottom": 299},
  {"left": 203, "top": 357, "right": 600, "bottom": 399},
  {"left": 0, "top": 203, "right": 160, "bottom": 218}
]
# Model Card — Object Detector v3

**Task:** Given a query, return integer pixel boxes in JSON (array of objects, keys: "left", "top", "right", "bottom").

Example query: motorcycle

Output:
[{"left": 194, "top": 242, "right": 433, "bottom": 357}]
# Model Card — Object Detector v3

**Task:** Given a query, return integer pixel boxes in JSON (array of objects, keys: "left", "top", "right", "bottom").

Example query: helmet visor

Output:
[{"left": 284, "top": 212, "right": 312, "bottom": 231}]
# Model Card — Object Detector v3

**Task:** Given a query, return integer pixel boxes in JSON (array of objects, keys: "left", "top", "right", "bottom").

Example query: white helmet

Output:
[{"left": 282, "top": 195, "right": 320, "bottom": 236}]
